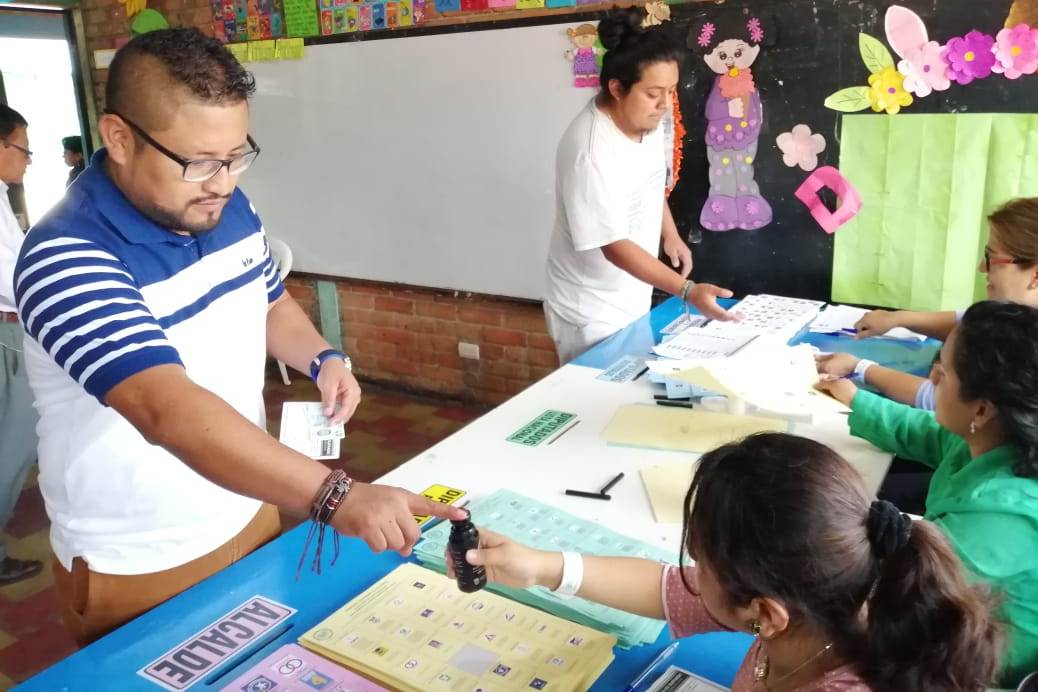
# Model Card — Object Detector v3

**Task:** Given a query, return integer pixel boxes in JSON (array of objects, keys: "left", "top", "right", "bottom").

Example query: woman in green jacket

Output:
[{"left": 819, "top": 300, "right": 1038, "bottom": 685}]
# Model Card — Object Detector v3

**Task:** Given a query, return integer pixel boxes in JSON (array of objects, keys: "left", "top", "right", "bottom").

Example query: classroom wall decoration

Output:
[
  {"left": 689, "top": 11, "right": 775, "bottom": 232},
  {"left": 564, "top": 24, "right": 599, "bottom": 88},
  {"left": 832, "top": 113, "right": 1038, "bottom": 310},
  {"left": 825, "top": 5, "right": 1038, "bottom": 114},
  {"left": 657, "top": 0, "right": 1038, "bottom": 306}
]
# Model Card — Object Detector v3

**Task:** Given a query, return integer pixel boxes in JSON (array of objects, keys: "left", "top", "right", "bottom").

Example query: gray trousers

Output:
[{"left": 0, "top": 322, "right": 39, "bottom": 561}]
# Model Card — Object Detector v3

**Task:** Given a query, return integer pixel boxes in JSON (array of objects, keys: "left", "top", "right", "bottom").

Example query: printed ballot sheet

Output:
[{"left": 300, "top": 564, "right": 616, "bottom": 692}]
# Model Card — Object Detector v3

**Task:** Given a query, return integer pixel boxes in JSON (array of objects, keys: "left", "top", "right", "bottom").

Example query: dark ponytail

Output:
[
  {"left": 954, "top": 300, "right": 1038, "bottom": 477},
  {"left": 597, "top": 8, "right": 683, "bottom": 93},
  {"left": 682, "top": 434, "right": 1003, "bottom": 691},
  {"left": 849, "top": 507, "right": 1003, "bottom": 689}
]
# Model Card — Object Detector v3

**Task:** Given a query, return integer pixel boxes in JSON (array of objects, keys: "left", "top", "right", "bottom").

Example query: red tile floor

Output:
[{"left": 0, "top": 368, "right": 484, "bottom": 688}]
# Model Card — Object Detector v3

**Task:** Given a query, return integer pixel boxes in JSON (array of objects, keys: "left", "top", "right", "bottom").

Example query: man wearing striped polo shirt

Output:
[{"left": 14, "top": 29, "right": 462, "bottom": 644}]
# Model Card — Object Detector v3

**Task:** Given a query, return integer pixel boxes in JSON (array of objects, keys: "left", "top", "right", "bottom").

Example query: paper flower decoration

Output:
[
  {"left": 776, "top": 124, "right": 826, "bottom": 172},
  {"left": 884, "top": 6, "right": 951, "bottom": 97},
  {"left": 867, "top": 66, "right": 913, "bottom": 114},
  {"left": 897, "top": 41, "right": 951, "bottom": 96},
  {"left": 942, "top": 31, "right": 997, "bottom": 85},
  {"left": 992, "top": 24, "right": 1038, "bottom": 78},
  {"left": 824, "top": 33, "right": 906, "bottom": 114}
]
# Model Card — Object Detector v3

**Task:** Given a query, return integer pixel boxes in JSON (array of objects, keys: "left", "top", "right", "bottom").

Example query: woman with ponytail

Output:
[
  {"left": 819, "top": 300, "right": 1038, "bottom": 685},
  {"left": 544, "top": 8, "right": 736, "bottom": 364},
  {"left": 449, "top": 433, "right": 1002, "bottom": 690}
]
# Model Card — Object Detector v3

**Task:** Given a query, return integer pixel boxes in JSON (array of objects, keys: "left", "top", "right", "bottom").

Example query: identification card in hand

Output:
[
  {"left": 302, "top": 402, "right": 345, "bottom": 440},
  {"left": 280, "top": 402, "right": 342, "bottom": 460}
]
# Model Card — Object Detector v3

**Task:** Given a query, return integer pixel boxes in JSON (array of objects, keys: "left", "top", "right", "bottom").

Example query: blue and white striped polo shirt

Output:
[{"left": 14, "top": 149, "right": 285, "bottom": 575}]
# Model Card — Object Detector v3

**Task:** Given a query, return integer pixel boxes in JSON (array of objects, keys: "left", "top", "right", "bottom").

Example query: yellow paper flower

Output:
[{"left": 867, "top": 66, "right": 913, "bottom": 115}]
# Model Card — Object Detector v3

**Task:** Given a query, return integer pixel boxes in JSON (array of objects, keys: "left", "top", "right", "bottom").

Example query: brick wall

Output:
[
  {"left": 285, "top": 276, "right": 559, "bottom": 406},
  {"left": 81, "top": 0, "right": 216, "bottom": 111}
]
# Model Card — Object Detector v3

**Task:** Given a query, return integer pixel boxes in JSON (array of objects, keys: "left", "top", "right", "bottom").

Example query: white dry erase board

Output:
[{"left": 242, "top": 22, "right": 592, "bottom": 300}]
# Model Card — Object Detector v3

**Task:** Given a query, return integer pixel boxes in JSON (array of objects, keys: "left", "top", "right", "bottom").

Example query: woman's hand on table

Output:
[
  {"left": 853, "top": 309, "right": 900, "bottom": 339},
  {"left": 687, "top": 283, "right": 738, "bottom": 322},
  {"left": 815, "top": 352, "right": 861, "bottom": 378},
  {"left": 445, "top": 528, "right": 562, "bottom": 590},
  {"left": 815, "top": 377, "right": 858, "bottom": 407}
]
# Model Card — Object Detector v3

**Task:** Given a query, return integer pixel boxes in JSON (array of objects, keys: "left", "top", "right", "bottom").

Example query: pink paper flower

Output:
[
  {"left": 942, "top": 31, "right": 997, "bottom": 85},
  {"left": 776, "top": 124, "right": 826, "bottom": 172},
  {"left": 697, "top": 22, "right": 715, "bottom": 48},
  {"left": 747, "top": 17, "right": 764, "bottom": 44},
  {"left": 992, "top": 24, "right": 1038, "bottom": 79},
  {"left": 897, "top": 40, "right": 951, "bottom": 97}
]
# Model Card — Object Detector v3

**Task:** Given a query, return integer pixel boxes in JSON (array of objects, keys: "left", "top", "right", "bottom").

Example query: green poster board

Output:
[
  {"left": 284, "top": 0, "right": 319, "bottom": 38},
  {"left": 832, "top": 113, "right": 1038, "bottom": 311}
]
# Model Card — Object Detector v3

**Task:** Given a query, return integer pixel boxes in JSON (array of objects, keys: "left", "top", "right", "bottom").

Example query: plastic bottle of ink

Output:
[{"left": 448, "top": 511, "right": 487, "bottom": 593}]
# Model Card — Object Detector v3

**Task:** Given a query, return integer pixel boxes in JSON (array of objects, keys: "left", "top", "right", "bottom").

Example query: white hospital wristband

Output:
[
  {"left": 552, "top": 552, "right": 583, "bottom": 599},
  {"left": 851, "top": 359, "right": 876, "bottom": 384}
]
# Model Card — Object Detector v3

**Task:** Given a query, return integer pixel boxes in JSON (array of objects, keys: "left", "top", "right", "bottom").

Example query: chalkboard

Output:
[{"left": 664, "top": 0, "right": 1037, "bottom": 302}]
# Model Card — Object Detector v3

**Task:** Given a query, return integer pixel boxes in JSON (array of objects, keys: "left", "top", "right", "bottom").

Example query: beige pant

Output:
[
  {"left": 53, "top": 503, "right": 282, "bottom": 647},
  {"left": 542, "top": 304, "right": 621, "bottom": 365}
]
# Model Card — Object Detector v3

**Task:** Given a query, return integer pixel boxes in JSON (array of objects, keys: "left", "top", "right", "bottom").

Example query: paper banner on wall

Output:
[
  {"left": 274, "top": 37, "right": 305, "bottom": 59},
  {"left": 248, "top": 39, "right": 278, "bottom": 60},
  {"left": 283, "top": 0, "right": 318, "bottom": 37},
  {"left": 832, "top": 113, "right": 1038, "bottom": 311},
  {"left": 227, "top": 42, "right": 250, "bottom": 62}
]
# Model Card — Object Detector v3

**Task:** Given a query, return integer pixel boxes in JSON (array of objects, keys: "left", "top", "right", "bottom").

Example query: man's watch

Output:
[{"left": 310, "top": 349, "right": 351, "bottom": 382}]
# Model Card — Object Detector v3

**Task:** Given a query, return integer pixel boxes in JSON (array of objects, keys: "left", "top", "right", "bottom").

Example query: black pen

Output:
[
  {"left": 656, "top": 399, "right": 696, "bottom": 409},
  {"left": 565, "top": 489, "right": 610, "bottom": 500}
]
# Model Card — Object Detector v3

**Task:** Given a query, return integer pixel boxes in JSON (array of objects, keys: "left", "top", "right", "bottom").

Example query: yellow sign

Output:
[{"left": 412, "top": 484, "right": 466, "bottom": 526}]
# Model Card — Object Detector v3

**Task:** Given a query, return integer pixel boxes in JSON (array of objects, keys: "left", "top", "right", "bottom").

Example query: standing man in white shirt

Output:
[
  {"left": 0, "top": 104, "right": 43, "bottom": 585},
  {"left": 545, "top": 10, "right": 736, "bottom": 364}
]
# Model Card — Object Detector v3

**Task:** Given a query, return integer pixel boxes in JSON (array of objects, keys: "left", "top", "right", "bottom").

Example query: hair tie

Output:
[{"left": 867, "top": 500, "right": 912, "bottom": 559}]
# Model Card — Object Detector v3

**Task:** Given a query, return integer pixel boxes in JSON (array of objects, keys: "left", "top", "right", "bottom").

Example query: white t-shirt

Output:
[
  {"left": 0, "top": 181, "right": 25, "bottom": 312},
  {"left": 545, "top": 98, "right": 668, "bottom": 331}
]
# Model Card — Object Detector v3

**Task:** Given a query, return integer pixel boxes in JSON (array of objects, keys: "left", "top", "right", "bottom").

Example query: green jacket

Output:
[{"left": 849, "top": 390, "right": 1038, "bottom": 684}]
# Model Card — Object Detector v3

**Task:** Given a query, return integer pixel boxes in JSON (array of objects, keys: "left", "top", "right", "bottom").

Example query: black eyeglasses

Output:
[
  {"left": 1, "top": 139, "right": 32, "bottom": 158},
  {"left": 107, "top": 111, "right": 260, "bottom": 183},
  {"left": 983, "top": 246, "right": 1032, "bottom": 272}
]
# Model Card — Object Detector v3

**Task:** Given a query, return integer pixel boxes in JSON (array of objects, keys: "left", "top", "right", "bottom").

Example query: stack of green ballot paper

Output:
[
  {"left": 415, "top": 489, "right": 676, "bottom": 648},
  {"left": 300, "top": 563, "right": 615, "bottom": 692}
]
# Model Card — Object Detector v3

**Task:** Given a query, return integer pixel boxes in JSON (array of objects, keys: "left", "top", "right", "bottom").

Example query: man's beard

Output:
[{"left": 136, "top": 195, "right": 230, "bottom": 233}]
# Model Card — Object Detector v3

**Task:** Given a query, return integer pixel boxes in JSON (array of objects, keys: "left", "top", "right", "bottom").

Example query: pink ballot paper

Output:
[{"left": 221, "top": 643, "right": 387, "bottom": 691}]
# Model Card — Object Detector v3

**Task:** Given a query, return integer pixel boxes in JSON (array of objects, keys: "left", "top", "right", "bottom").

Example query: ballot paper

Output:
[
  {"left": 700, "top": 294, "right": 824, "bottom": 342},
  {"left": 661, "top": 313, "right": 708, "bottom": 335},
  {"left": 652, "top": 330, "right": 756, "bottom": 361},
  {"left": 279, "top": 402, "right": 342, "bottom": 460},
  {"left": 809, "top": 304, "right": 926, "bottom": 341},
  {"left": 671, "top": 337, "right": 851, "bottom": 422}
]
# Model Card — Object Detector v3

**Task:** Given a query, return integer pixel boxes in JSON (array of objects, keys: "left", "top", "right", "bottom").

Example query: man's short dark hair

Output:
[
  {"left": 62, "top": 135, "right": 83, "bottom": 154},
  {"left": 0, "top": 104, "right": 28, "bottom": 140},
  {"left": 105, "top": 27, "right": 256, "bottom": 128}
]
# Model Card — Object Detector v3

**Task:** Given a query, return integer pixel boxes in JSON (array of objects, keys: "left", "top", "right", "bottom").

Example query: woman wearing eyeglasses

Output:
[{"left": 817, "top": 197, "right": 1038, "bottom": 412}]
